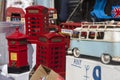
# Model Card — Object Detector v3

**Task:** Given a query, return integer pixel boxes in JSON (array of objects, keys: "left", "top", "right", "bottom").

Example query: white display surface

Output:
[
  {"left": 0, "top": 64, "right": 29, "bottom": 80},
  {"left": 0, "top": 64, "right": 8, "bottom": 76},
  {"left": 8, "top": 72, "right": 30, "bottom": 80},
  {"left": 66, "top": 56, "right": 120, "bottom": 80},
  {"left": 28, "top": 44, "right": 36, "bottom": 69}
]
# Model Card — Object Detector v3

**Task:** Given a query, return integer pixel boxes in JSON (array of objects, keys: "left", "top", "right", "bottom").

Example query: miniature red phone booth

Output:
[
  {"left": 36, "top": 31, "right": 66, "bottom": 77},
  {"left": 6, "top": 27, "right": 29, "bottom": 73},
  {"left": 25, "top": 5, "right": 49, "bottom": 43}
]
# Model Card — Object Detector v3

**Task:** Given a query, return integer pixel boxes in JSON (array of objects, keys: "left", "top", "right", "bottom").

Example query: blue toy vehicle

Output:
[{"left": 67, "top": 21, "right": 120, "bottom": 64}]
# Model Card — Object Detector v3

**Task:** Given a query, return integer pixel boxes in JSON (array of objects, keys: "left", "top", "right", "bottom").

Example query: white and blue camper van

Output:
[{"left": 67, "top": 21, "right": 120, "bottom": 64}]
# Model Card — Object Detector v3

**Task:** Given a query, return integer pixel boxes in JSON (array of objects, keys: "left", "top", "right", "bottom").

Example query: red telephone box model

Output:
[
  {"left": 6, "top": 27, "right": 29, "bottom": 73},
  {"left": 25, "top": 5, "right": 49, "bottom": 43},
  {"left": 36, "top": 31, "right": 66, "bottom": 77}
]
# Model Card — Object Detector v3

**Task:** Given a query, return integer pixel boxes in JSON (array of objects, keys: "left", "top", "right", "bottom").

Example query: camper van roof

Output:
[{"left": 81, "top": 21, "right": 120, "bottom": 26}]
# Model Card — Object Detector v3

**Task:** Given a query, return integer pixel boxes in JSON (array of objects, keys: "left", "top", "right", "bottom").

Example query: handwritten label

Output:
[
  {"left": 71, "top": 58, "right": 101, "bottom": 80},
  {"left": 71, "top": 58, "right": 82, "bottom": 68},
  {"left": 93, "top": 66, "right": 101, "bottom": 80}
]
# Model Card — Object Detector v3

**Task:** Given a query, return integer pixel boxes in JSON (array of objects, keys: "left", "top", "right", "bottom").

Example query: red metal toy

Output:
[
  {"left": 36, "top": 31, "right": 66, "bottom": 77},
  {"left": 6, "top": 27, "right": 29, "bottom": 73},
  {"left": 25, "top": 5, "right": 49, "bottom": 43},
  {"left": 6, "top": 7, "right": 25, "bottom": 22},
  {"left": 59, "top": 22, "right": 81, "bottom": 49}
]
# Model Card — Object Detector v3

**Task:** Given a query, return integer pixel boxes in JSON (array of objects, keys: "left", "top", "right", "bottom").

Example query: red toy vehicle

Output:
[{"left": 59, "top": 22, "right": 81, "bottom": 48}]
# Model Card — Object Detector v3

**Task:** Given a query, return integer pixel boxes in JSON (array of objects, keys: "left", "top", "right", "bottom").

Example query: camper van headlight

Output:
[
  {"left": 73, "top": 48, "right": 80, "bottom": 57},
  {"left": 67, "top": 48, "right": 72, "bottom": 54}
]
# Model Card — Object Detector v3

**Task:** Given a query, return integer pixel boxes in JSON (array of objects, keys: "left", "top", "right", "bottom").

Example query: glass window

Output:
[
  {"left": 99, "top": 26, "right": 105, "bottom": 28},
  {"left": 90, "top": 26, "right": 97, "bottom": 28},
  {"left": 97, "top": 32, "right": 104, "bottom": 39},
  {"left": 32, "top": 26, "right": 36, "bottom": 28},
  {"left": 81, "top": 32, "right": 87, "bottom": 39},
  {"left": 11, "top": 13, "right": 21, "bottom": 21},
  {"left": 106, "top": 26, "right": 120, "bottom": 28},
  {"left": 32, "top": 22, "right": 36, "bottom": 24},
  {"left": 32, "top": 17, "right": 36, "bottom": 20},
  {"left": 83, "top": 26, "right": 88, "bottom": 28},
  {"left": 72, "top": 31, "right": 79, "bottom": 38},
  {"left": 114, "top": 26, "right": 120, "bottom": 28},
  {"left": 88, "top": 31, "right": 95, "bottom": 39},
  {"left": 106, "top": 26, "right": 114, "bottom": 28}
]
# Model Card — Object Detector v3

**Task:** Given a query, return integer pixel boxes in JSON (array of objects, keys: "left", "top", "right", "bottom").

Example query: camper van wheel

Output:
[
  {"left": 101, "top": 54, "right": 112, "bottom": 64},
  {"left": 72, "top": 48, "right": 80, "bottom": 58}
]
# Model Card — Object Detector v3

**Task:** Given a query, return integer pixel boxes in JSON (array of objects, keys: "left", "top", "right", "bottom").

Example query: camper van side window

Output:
[
  {"left": 81, "top": 32, "right": 87, "bottom": 39},
  {"left": 97, "top": 32, "right": 104, "bottom": 39},
  {"left": 107, "top": 26, "right": 114, "bottom": 28},
  {"left": 88, "top": 31, "right": 95, "bottom": 39},
  {"left": 90, "top": 26, "right": 97, "bottom": 28},
  {"left": 99, "top": 26, "right": 105, "bottom": 28},
  {"left": 72, "top": 31, "right": 79, "bottom": 38},
  {"left": 83, "top": 26, "right": 88, "bottom": 28},
  {"left": 115, "top": 26, "right": 120, "bottom": 28}
]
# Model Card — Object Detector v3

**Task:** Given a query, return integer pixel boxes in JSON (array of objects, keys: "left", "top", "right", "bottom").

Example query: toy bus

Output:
[
  {"left": 67, "top": 21, "right": 120, "bottom": 64},
  {"left": 59, "top": 22, "right": 81, "bottom": 48},
  {"left": 60, "top": 22, "right": 81, "bottom": 33}
]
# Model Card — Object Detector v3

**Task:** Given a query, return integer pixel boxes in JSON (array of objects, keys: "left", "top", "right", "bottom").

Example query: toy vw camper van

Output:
[{"left": 67, "top": 21, "right": 120, "bottom": 64}]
